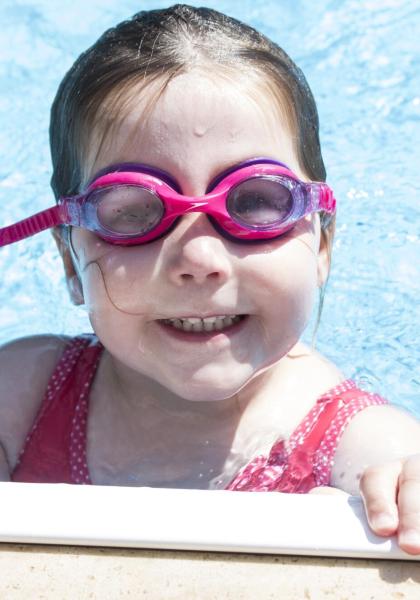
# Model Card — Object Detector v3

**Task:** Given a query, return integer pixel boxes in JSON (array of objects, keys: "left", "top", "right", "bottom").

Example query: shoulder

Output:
[
  {"left": 287, "top": 341, "right": 345, "bottom": 398},
  {"left": 0, "top": 333, "right": 71, "bottom": 380},
  {"left": 269, "top": 342, "right": 345, "bottom": 435},
  {"left": 0, "top": 334, "right": 73, "bottom": 471}
]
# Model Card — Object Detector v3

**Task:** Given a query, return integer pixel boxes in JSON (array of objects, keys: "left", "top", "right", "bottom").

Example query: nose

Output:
[{"left": 163, "top": 213, "right": 233, "bottom": 286}]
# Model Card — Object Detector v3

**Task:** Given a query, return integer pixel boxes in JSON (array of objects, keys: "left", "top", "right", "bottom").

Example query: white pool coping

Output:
[{"left": 0, "top": 482, "right": 416, "bottom": 560}]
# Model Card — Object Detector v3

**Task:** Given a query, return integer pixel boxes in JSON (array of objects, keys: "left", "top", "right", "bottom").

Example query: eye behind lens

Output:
[
  {"left": 92, "top": 185, "right": 164, "bottom": 236},
  {"left": 227, "top": 177, "right": 295, "bottom": 230}
]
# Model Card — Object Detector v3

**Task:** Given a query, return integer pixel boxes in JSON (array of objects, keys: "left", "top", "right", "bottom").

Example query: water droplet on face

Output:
[{"left": 193, "top": 124, "right": 208, "bottom": 137}]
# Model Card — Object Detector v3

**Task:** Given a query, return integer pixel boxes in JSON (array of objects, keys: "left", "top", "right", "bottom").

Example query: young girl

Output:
[{"left": 0, "top": 5, "right": 419, "bottom": 554}]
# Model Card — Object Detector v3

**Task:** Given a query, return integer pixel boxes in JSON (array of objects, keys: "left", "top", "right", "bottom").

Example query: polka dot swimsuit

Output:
[
  {"left": 12, "top": 335, "right": 388, "bottom": 490},
  {"left": 12, "top": 335, "right": 102, "bottom": 484}
]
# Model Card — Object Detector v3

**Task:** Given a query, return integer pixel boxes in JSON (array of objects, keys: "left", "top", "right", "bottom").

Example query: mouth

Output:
[{"left": 159, "top": 314, "right": 247, "bottom": 334}]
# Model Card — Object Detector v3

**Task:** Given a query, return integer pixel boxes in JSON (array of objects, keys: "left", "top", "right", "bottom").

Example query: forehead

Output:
[{"left": 84, "top": 70, "right": 301, "bottom": 184}]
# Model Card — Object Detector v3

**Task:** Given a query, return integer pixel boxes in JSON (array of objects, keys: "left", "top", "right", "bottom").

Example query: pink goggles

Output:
[{"left": 0, "top": 158, "right": 336, "bottom": 247}]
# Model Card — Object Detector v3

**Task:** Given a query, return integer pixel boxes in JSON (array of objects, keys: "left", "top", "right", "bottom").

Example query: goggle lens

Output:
[
  {"left": 94, "top": 185, "right": 164, "bottom": 235},
  {"left": 227, "top": 177, "right": 294, "bottom": 230}
]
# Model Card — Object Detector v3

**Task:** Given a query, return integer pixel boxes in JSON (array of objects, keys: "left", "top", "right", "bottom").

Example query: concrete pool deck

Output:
[{"left": 0, "top": 544, "right": 419, "bottom": 599}]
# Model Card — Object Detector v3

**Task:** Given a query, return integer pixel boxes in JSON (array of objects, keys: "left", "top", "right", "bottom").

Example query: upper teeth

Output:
[{"left": 162, "top": 315, "right": 242, "bottom": 332}]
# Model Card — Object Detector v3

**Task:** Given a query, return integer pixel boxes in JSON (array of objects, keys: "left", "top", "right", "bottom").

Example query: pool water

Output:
[{"left": 0, "top": 0, "right": 419, "bottom": 415}]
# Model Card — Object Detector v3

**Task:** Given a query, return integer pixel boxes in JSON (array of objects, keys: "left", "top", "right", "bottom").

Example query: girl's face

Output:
[{"left": 67, "top": 72, "right": 330, "bottom": 402}]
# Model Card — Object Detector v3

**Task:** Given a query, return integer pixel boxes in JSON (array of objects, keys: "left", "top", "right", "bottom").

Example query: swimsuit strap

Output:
[
  {"left": 311, "top": 382, "right": 388, "bottom": 486},
  {"left": 11, "top": 334, "right": 103, "bottom": 484},
  {"left": 226, "top": 379, "right": 388, "bottom": 493}
]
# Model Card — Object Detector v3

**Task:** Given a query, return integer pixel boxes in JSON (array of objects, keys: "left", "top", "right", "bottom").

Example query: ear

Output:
[
  {"left": 52, "top": 227, "right": 84, "bottom": 305},
  {"left": 317, "top": 226, "right": 332, "bottom": 288}
]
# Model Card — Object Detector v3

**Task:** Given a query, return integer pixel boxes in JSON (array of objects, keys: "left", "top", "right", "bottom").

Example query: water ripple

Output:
[{"left": 0, "top": 0, "right": 419, "bottom": 415}]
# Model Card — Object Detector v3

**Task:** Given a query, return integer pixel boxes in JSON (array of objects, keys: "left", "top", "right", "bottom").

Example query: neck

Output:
[
  {"left": 100, "top": 348, "right": 289, "bottom": 427},
  {"left": 87, "top": 343, "right": 315, "bottom": 487}
]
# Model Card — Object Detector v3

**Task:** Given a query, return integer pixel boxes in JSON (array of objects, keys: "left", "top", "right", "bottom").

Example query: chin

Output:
[
  {"left": 166, "top": 368, "right": 259, "bottom": 403},
  {"left": 175, "top": 384, "right": 240, "bottom": 403},
  {"left": 162, "top": 373, "right": 245, "bottom": 403}
]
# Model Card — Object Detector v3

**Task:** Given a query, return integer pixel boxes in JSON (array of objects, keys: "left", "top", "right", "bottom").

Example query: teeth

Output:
[
  {"left": 162, "top": 315, "right": 243, "bottom": 333},
  {"left": 203, "top": 320, "right": 216, "bottom": 332}
]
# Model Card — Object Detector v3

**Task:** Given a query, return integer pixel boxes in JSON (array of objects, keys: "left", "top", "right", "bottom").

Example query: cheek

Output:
[
  {"left": 265, "top": 263, "right": 317, "bottom": 333},
  {"left": 72, "top": 230, "right": 160, "bottom": 316},
  {"left": 79, "top": 259, "right": 155, "bottom": 371},
  {"left": 242, "top": 234, "right": 319, "bottom": 341}
]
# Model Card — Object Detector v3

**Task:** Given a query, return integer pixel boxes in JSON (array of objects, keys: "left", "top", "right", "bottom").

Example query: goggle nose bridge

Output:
[{"left": 158, "top": 189, "right": 227, "bottom": 216}]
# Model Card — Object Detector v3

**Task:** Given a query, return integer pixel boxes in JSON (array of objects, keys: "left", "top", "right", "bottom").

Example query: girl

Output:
[{"left": 0, "top": 5, "right": 419, "bottom": 554}]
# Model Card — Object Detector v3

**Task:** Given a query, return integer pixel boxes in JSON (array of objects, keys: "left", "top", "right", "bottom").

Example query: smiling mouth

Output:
[{"left": 160, "top": 315, "right": 247, "bottom": 333}]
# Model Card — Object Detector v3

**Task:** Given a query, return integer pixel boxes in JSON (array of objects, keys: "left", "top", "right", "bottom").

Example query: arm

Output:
[{"left": 330, "top": 404, "right": 420, "bottom": 555}]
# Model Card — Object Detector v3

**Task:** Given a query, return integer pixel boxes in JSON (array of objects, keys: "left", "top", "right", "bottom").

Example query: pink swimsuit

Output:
[{"left": 11, "top": 334, "right": 388, "bottom": 490}]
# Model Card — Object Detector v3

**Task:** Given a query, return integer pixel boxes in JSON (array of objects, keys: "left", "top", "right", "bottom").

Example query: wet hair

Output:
[{"left": 49, "top": 4, "right": 335, "bottom": 337}]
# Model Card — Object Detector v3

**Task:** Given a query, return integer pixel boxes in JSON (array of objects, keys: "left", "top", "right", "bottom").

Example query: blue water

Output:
[{"left": 0, "top": 0, "right": 419, "bottom": 415}]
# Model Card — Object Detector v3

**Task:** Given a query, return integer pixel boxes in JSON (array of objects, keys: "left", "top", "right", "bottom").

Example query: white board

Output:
[{"left": 0, "top": 482, "right": 416, "bottom": 560}]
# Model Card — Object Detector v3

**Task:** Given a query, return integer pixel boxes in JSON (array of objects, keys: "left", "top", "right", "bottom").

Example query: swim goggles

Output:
[{"left": 0, "top": 158, "right": 336, "bottom": 247}]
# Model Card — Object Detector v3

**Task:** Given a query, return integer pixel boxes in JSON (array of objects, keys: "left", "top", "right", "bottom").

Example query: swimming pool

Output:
[{"left": 0, "top": 0, "right": 418, "bottom": 415}]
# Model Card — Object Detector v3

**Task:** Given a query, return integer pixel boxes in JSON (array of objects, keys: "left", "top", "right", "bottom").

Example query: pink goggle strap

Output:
[
  {"left": 0, "top": 205, "right": 64, "bottom": 247},
  {"left": 320, "top": 184, "right": 336, "bottom": 213}
]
